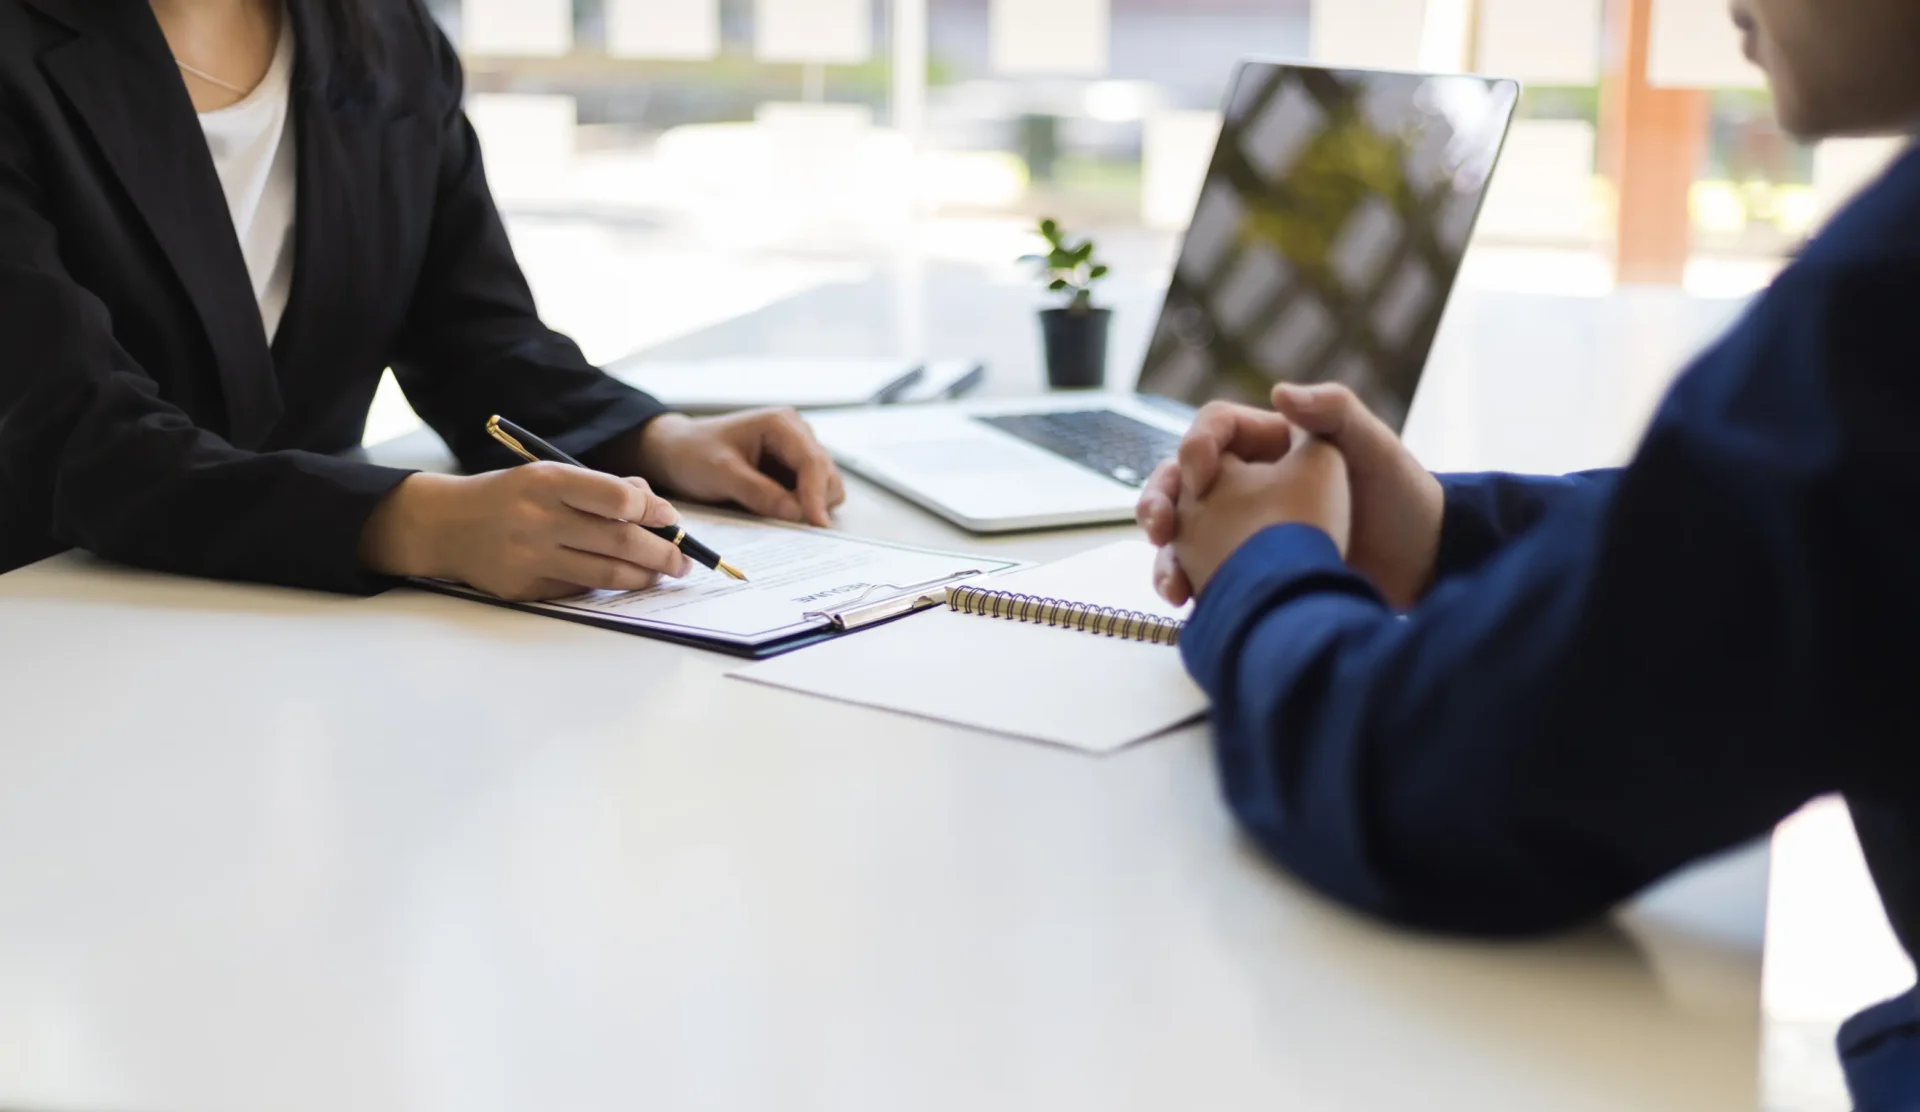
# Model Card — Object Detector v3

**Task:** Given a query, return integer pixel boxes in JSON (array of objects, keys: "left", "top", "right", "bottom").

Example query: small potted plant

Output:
[{"left": 1022, "top": 218, "right": 1112, "bottom": 390}]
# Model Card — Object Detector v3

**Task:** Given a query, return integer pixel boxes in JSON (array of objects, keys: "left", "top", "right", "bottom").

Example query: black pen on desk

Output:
[{"left": 485, "top": 415, "right": 749, "bottom": 582}]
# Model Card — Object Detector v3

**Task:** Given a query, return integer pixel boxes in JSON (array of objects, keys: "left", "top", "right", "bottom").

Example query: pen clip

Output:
[
  {"left": 486, "top": 416, "right": 542, "bottom": 465},
  {"left": 805, "top": 570, "right": 985, "bottom": 631}
]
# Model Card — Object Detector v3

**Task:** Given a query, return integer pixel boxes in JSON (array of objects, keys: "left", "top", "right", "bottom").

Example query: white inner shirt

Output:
[{"left": 196, "top": 19, "right": 298, "bottom": 343}]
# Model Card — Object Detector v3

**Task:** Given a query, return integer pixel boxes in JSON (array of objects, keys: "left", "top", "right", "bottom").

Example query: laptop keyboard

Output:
[{"left": 975, "top": 410, "right": 1182, "bottom": 488}]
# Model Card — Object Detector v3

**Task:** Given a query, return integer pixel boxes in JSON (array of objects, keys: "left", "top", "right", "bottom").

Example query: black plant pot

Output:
[{"left": 1039, "top": 307, "right": 1112, "bottom": 390}]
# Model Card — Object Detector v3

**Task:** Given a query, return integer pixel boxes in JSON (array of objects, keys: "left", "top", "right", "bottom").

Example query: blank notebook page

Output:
[{"left": 730, "top": 541, "right": 1208, "bottom": 753}]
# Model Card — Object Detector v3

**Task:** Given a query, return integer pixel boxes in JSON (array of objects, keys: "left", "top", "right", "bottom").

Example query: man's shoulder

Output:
[
  {"left": 1753, "top": 149, "right": 1920, "bottom": 330},
  {"left": 1798, "top": 145, "right": 1920, "bottom": 272}
]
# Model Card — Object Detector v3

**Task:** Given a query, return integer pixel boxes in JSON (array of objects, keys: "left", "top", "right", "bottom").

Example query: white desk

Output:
[
  {"left": 1764, "top": 802, "right": 1916, "bottom": 1111},
  {"left": 0, "top": 279, "right": 1793, "bottom": 1112}
]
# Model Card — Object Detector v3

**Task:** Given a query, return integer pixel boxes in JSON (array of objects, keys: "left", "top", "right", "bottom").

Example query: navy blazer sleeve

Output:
[
  {"left": 1181, "top": 151, "right": 1920, "bottom": 1106},
  {"left": 1432, "top": 471, "right": 1617, "bottom": 580},
  {"left": 1180, "top": 253, "right": 1919, "bottom": 937}
]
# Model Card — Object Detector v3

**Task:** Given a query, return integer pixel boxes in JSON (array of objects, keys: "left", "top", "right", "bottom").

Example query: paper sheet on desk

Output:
[
  {"left": 731, "top": 542, "right": 1209, "bottom": 753},
  {"left": 426, "top": 513, "right": 1020, "bottom": 649}
]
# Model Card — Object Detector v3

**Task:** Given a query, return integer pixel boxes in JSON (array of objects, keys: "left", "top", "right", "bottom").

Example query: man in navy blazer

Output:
[{"left": 1137, "top": 0, "right": 1920, "bottom": 1103}]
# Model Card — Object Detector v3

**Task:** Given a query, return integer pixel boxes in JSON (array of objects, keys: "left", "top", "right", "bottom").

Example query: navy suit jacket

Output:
[{"left": 1180, "top": 147, "right": 1920, "bottom": 1106}]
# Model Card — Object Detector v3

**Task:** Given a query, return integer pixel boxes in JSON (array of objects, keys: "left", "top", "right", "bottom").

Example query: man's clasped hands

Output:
[{"left": 1136, "top": 383, "right": 1451, "bottom": 612}]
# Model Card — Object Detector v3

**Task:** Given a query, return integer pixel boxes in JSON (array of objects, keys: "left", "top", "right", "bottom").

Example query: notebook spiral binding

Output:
[{"left": 946, "top": 585, "right": 1184, "bottom": 646}]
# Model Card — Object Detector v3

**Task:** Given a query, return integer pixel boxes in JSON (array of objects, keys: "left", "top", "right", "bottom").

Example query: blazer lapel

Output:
[
  {"left": 32, "top": 0, "right": 285, "bottom": 449},
  {"left": 273, "top": 80, "right": 385, "bottom": 384}
]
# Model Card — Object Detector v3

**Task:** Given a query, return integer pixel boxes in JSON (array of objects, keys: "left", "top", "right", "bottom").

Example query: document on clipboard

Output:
[{"left": 411, "top": 512, "right": 1023, "bottom": 658}]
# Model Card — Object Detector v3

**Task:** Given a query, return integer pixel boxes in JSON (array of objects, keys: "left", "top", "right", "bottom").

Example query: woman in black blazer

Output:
[{"left": 0, "top": 0, "right": 846, "bottom": 599}]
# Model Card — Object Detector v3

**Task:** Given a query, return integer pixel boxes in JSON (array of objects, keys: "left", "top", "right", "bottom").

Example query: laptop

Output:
[{"left": 808, "top": 62, "right": 1520, "bottom": 533}]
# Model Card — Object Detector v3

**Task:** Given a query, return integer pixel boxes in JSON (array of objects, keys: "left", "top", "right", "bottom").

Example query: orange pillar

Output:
[{"left": 1600, "top": 0, "right": 1710, "bottom": 284}]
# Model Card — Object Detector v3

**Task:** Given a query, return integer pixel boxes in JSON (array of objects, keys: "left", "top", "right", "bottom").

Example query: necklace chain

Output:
[{"left": 174, "top": 58, "right": 253, "bottom": 97}]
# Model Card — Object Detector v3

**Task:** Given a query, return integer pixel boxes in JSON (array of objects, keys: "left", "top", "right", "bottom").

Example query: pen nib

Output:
[{"left": 718, "top": 561, "right": 749, "bottom": 582}]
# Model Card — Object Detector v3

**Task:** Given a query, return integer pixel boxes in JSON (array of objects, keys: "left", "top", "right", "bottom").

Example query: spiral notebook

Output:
[
  {"left": 942, "top": 580, "right": 1185, "bottom": 646},
  {"left": 732, "top": 542, "right": 1208, "bottom": 753}
]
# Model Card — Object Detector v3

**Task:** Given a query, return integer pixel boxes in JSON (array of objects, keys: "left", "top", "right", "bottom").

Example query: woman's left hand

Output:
[{"left": 626, "top": 409, "right": 848, "bottom": 527}]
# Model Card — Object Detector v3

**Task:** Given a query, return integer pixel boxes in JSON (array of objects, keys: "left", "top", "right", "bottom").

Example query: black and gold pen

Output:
[{"left": 485, "top": 415, "right": 748, "bottom": 582}]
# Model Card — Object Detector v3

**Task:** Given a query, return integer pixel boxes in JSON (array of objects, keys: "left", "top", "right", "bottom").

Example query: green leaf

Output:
[
  {"left": 1088, "top": 264, "right": 1110, "bottom": 280},
  {"left": 1039, "top": 218, "right": 1061, "bottom": 242},
  {"left": 1047, "top": 249, "right": 1076, "bottom": 269},
  {"left": 1048, "top": 278, "right": 1071, "bottom": 292},
  {"left": 1071, "top": 242, "right": 1094, "bottom": 264}
]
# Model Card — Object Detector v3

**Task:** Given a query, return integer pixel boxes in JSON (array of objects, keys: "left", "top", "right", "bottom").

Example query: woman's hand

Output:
[
  {"left": 624, "top": 409, "right": 847, "bottom": 527},
  {"left": 359, "top": 465, "right": 694, "bottom": 601}
]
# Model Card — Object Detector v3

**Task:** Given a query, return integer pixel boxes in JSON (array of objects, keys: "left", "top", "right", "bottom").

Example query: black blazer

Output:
[{"left": 0, "top": 0, "right": 668, "bottom": 591}]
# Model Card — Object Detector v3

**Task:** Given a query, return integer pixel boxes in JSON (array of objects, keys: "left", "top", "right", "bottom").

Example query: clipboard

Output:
[{"left": 408, "top": 514, "right": 1023, "bottom": 659}]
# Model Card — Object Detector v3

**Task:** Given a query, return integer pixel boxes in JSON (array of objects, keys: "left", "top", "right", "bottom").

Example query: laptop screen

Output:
[{"left": 1136, "top": 63, "right": 1519, "bottom": 432}]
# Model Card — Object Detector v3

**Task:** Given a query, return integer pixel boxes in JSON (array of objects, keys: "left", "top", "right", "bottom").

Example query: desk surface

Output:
[{"left": 0, "top": 277, "right": 1792, "bottom": 1112}]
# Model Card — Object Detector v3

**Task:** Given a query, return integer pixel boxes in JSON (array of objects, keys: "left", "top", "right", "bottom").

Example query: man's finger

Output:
[
  {"left": 759, "top": 410, "right": 838, "bottom": 526},
  {"left": 1179, "top": 402, "right": 1293, "bottom": 499},
  {"left": 1207, "top": 452, "right": 1253, "bottom": 494},
  {"left": 1154, "top": 544, "right": 1193, "bottom": 607},
  {"left": 1214, "top": 404, "right": 1294, "bottom": 461},
  {"left": 1177, "top": 427, "right": 1222, "bottom": 501},
  {"left": 1272, "top": 383, "right": 1394, "bottom": 465},
  {"left": 1136, "top": 488, "right": 1175, "bottom": 545},
  {"left": 1177, "top": 403, "right": 1240, "bottom": 498},
  {"left": 1137, "top": 460, "right": 1183, "bottom": 545}
]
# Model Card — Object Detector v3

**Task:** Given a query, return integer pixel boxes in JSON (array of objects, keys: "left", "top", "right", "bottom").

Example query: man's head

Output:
[{"left": 1734, "top": 0, "right": 1920, "bottom": 140}]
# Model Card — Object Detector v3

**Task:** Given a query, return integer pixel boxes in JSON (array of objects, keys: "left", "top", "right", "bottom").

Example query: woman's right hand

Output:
[{"left": 359, "top": 464, "right": 694, "bottom": 601}]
